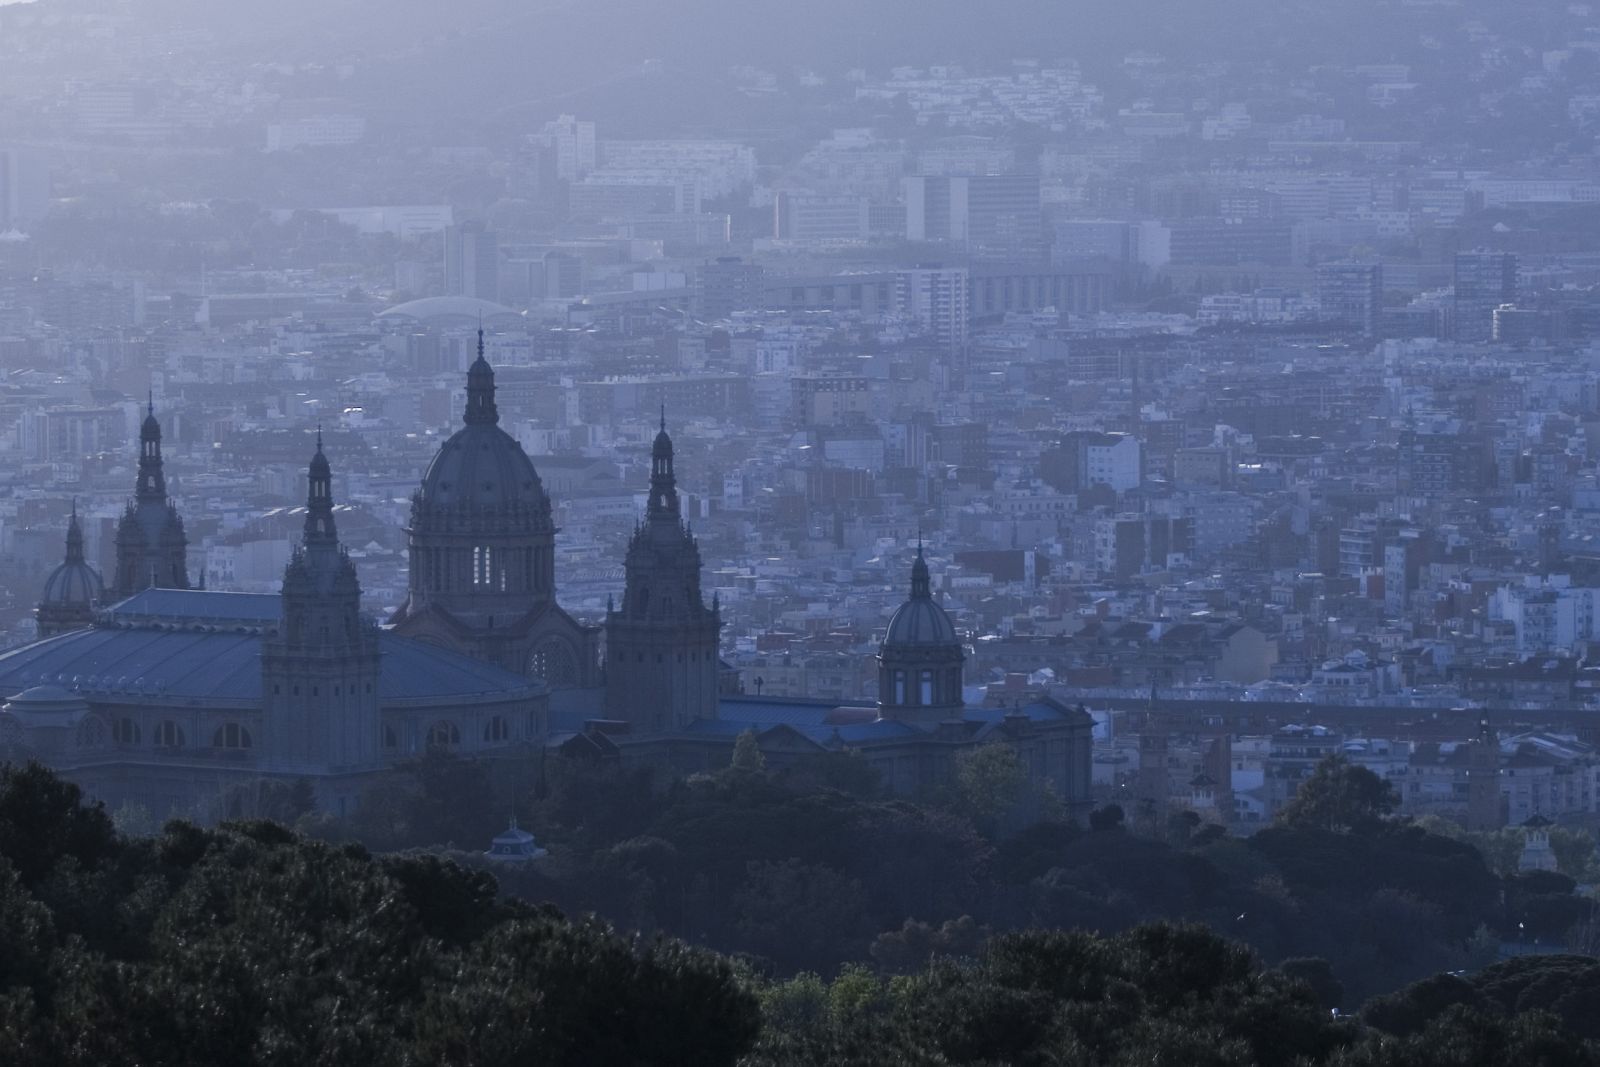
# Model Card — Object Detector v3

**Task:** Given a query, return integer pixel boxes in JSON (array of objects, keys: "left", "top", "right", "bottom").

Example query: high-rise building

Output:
[
  {"left": 904, "top": 175, "right": 1043, "bottom": 257},
  {"left": 896, "top": 266, "right": 970, "bottom": 353},
  {"left": 1454, "top": 250, "right": 1517, "bottom": 342},
  {"left": 773, "top": 192, "right": 871, "bottom": 242},
  {"left": 693, "top": 257, "right": 764, "bottom": 320},
  {"left": 537, "top": 115, "right": 597, "bottom": 182},
  {"left": 1316, "top": 261, "right": 1383, "bottom": 335},
  {"left": 444, "top": 221, "right": 500, "bottom": 302},
  {"left": 604, "top": 416, "right": 722, "bottom": 731},
  {"left": 0, "top": 147, "right": 49, "bottom": 231}
]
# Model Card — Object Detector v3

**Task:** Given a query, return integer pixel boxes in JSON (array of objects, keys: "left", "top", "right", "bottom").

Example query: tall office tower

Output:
[
  {"left": 537, "top": 114, "right": 597, "bottom": 182},
  {"left": 904, "top": 174, "right": 1043, "bottom": 258},
  {"left": 895, "top": 266, "right": 970, "bottom": 354},
  {"left": 444, "top": 221, "right": 500, "bottom": 301},
  {"left": 1316, "top": 261, "right": 1383, "bottom": 335},
  {"left": 692, "top": 256, "right": 764, "bottom": 320},
  {"left": 0, "top": 148, "right": 49, "bottom": 231},
  {"left": 1454, "top": 251, "right": 1517, "bottom": 342}
]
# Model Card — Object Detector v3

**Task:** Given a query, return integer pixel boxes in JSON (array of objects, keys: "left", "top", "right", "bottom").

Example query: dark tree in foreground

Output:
[
  {"left": 1278, "top": 755, "right": 1399, "bottom": 833},
  {"left": 5, "top": 761, "right": 1599, "bottom": 1065},
  {"left": 0, "top": 761, "right": 759, "bottom": 1066}
]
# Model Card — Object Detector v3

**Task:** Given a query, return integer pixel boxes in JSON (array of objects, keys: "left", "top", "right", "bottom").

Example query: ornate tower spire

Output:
[
  {"left": 265, "top": 436, "right": 381, "bottom": 772},
  {"left": 909, "top": 538, "right": 931, "bottom": 599},
  {"left": 137, "top": 398, "right": 167, "bottom": 501},
  {"left": 649, "top": 410, "right": 679, "bottom": 518},
  {"left": 303, "top": 426, "right": 337, "bottom": 550},
  {"left": 115, "top": 395, "right": 189, "bottom": 597},
  {"left": 464, "top": 328, "right": 498, "bottom": 425},
  {"left": 65, "top": 499, "right": 84, "bottom": 565},
  {"left": 607, "top": 415, "right": 720, "bottom": 730}
]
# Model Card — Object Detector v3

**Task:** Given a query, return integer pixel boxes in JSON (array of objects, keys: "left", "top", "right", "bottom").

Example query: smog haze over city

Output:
[{"left": 10, "top": 0, "right": 1600, "bottom": 1062}]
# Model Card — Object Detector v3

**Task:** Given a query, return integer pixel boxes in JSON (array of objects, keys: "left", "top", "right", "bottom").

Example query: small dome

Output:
[
  {"left": 41, "top": 560, "right": 103, "bottom": 606},
  {"left": 3, "top": 684, "right": 90, "bottom": 728},
  {"left": 884, "top": 596, "right": 959, "bottom": 647},
  {"left": 883, "top": 544, "right": 959, "bottom": 649}
]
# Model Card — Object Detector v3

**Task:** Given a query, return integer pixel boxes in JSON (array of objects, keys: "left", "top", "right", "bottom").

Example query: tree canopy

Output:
[{"left": 2, "top": 760, "right": 1598, "bottom": 1064}]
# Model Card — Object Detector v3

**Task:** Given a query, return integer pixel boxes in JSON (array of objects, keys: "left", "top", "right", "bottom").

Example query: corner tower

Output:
[
  {"left": 605, "top": 414, "right": 721, "bottom": 731},
  {"left": 877, "top": 543, "right": 965, "bottom": 724},
  {"left": 112, "top": 398, "right": 190, "bottom": 598},
  {"left": 390, "top": 331, "right": 599, "bottom": 686},
  {"left": 262, "top": 434, "right": 382, "bottom": 772}
]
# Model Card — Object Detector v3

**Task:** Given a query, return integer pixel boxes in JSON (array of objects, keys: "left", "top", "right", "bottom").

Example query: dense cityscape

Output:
[{"left": 4, "top": 0, "right": 1600, "bottom": 1061}]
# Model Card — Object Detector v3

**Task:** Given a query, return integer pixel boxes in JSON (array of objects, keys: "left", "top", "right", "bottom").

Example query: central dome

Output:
[
  {"left": 418, "top": 423, "right": 548, "bottom": 513},
  {"left": 416, "top": 345, "right": 550, "bottom": 517}
]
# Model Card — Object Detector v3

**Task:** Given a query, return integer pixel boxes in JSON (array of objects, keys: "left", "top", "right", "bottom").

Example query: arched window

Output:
[
  {"left": 212, "top": 723, "right": 253, "bottom": 749},
  {"left": 529, "top": 639, "right": 579, "bottom": 687},
  {"left": 919, "top": 670, "right": 934, "bottom": 705},
  {"left": 484, "top": 716, "right": 510, "bottom": 743},
  {"left": 426, "top": 721, "right": 460, "bottom": 749},
  {"left": 76, "top": 716, "right": 106, "bottom": 749},
  {"left": 154, "top": 721, "right": 185, "bottom": 748},
  {"left": 114, "top": 718, "right": 141, "bottom": 745},
  {"left": 893, "top": 670, "right": 907, "bottom": 705}
]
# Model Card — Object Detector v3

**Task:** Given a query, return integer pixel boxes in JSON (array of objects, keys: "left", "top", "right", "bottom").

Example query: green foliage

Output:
[
  {"left": 0, "top": 761, "right": 118, "bottom": 888},
  {"left": 1, "top": 762, "right": 1598, "bottom": 1062},
  {"left": 1278, "top": 755, "right": 1399, "bottom": 833},
  {"left": 1417, "top": 816, "right": 1600, "bottom": 881},
  {"left": 0, "top": 762, "right": 760, "bottom": 1065},
  {"left": 339, "top": 750, "right": 505, "bottom": 852},
  {"left": 732, "top": 728, "right": 767, "bottom": 772},
  {"left": 952, "top": 742, "right": 1027, "bottom": 832}
]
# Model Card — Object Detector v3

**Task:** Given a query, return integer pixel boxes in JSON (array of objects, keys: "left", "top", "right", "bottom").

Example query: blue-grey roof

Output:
[
  {"left": 681, "top": 715, "right": 925, "bottom": 746},
  {"left": 106, "top": 589, "right": 282, "bottom": 624},
  {"left": 0, "top": 625, "right": 538, "bottom": 707},
  {"left": 715, "top": 698, "right": 874, "bottom": 726}
]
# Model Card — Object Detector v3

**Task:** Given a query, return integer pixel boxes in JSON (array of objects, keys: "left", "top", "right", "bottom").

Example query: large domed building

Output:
[
  {"left": 0, "top": 435, "right": 545, "bottom": 819},
  {"left": 389, "top": 332, "right": 600, "bottom": 692},
  {"left": 5, "top": 347, "right": 1093, "bottom": 822}
]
